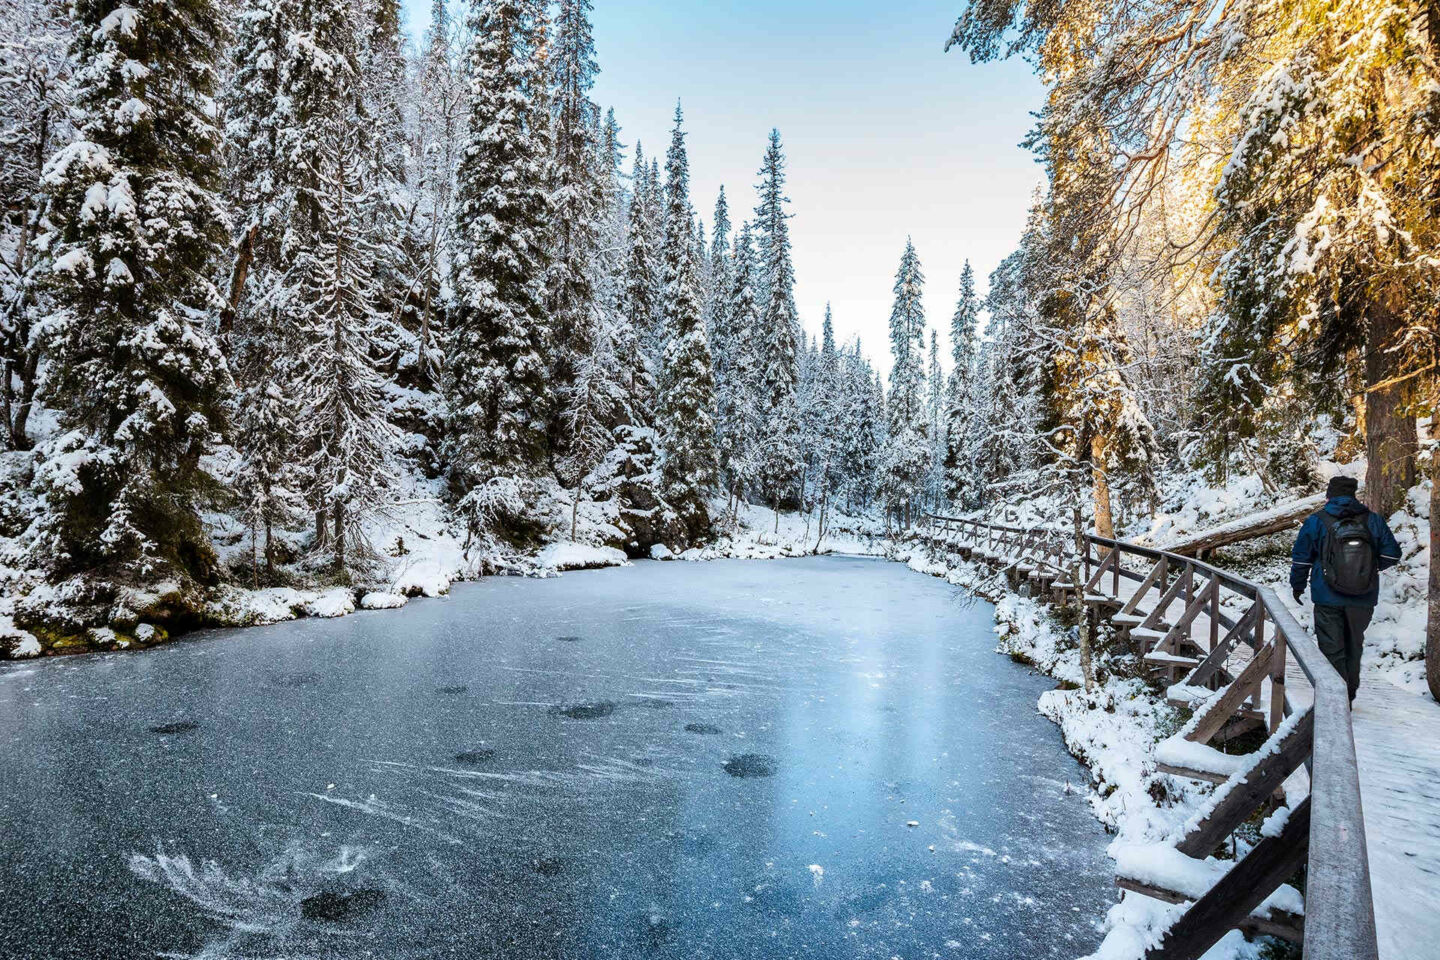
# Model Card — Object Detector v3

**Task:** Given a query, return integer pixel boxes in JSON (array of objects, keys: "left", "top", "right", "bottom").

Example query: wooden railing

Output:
[{"left": 920, "top": 514, "right": 1379, "bottom": 960}]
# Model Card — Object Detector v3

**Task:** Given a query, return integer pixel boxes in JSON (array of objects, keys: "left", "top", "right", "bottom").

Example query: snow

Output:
[
  {"left": 359, "top": 592, "right": 407, "bottom": 610},
  {"left": 535, "top": 541, "right": 628, "bottom": 572},
  {"left": 0, "top": 614, "right": 40, "bottom": 658},
  {"left": 304, "top": 588, "right": 355, "bottom": 619},
  {"left": 1112, "top": 842, "right": 1303, "bottom": 917},
  {"left": 1153, "top": 737, "right": 1250, "bottom": 779}
]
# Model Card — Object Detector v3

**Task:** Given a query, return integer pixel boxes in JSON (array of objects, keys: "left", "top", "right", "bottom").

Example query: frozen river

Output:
[{"left": 0, "top": 556, "right": 1113, "bottom": 959}]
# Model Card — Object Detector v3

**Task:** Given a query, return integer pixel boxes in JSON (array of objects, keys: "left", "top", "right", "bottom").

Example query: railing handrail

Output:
[{"left": 920, "top": 513, "right": 1379, "bottom": 960}]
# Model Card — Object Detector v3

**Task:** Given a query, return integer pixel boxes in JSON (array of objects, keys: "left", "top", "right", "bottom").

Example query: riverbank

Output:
[
  {"left": 891, "top": 539, "right": 1273, "bottom": 960},
  {"left": 0, "top": 496, "right": 887, "bottom": 660}
]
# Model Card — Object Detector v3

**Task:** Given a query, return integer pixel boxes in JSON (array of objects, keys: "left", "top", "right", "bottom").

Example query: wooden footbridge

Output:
[{"left": 919, "top": 515, "right": 1379, "bottom": 960}]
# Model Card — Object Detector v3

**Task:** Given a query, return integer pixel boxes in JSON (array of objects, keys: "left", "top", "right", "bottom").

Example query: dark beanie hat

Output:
[{"left": 1326, "top": 476, "right": 1359, "bottom": 499}]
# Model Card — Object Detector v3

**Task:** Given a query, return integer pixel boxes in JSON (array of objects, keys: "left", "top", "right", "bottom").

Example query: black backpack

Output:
[{"left": 1317, "top": 510, "right": 1378, "bottom": 596}]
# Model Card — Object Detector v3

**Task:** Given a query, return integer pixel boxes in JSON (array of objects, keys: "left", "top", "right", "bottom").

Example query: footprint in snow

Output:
[{"left": 436, "top": 684, "right": 468, "bottom": 695}]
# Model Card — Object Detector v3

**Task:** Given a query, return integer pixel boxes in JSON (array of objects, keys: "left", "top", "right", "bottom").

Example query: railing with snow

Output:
[{"left": 919, "top": 514, "right": 1379, "bottom": 960}]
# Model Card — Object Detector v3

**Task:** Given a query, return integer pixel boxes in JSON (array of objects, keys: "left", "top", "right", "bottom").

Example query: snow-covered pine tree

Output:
[
  {"left": 444, "top": 0, "right": 553, "bottom": 548},
  {"left": 809, "top": 304, "right": 842, "bottom": 542},
  {"left": 219, "top": 0, "right": 295, "bottom": 347},
  {"left": 925, "top": 328, "right": 945, "bottom": 510},
  {"left": 622, "top": 142, "right": 662, "bottom": 379},
  {"left": 37, "top": 0, "right": 231, "bottom": 587},
  {"left": 233, "top": 351, "right": 301, "bottom": 586},
  {"left": 359, "top": 0, "right": 410, "bottom": 335},
  {"left": 705, "top": 186, "right": 732, "bottom": 353},
  {"left": 753, "top": 129, "right": 801, "bottom": 519},
  {"left": 655, "top": 103, "right": 717, "bottom": 543},
  {"left": 280, "top": 0, "right": 398, "bottom": 575},
  {"left": 0, "top": 0, "right": 69, "bottom": 450},
  {"left": 943, "top": 259, "right": 979, "bottom": 502},
  {"left": 407, "top": 0, "right": 465, "bottom": 391},
  {"left": 714, "top": 220, "right": 760, "bottom": 519},
  {"left": 545, "top": 0, "right": 604, "bottom": 421},
  {"left": 880, "top": 239, "right": 929, "bottom": 527}
]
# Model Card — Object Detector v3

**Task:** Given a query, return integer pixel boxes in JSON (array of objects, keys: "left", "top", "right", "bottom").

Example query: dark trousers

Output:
[{"left": 1313, "top": 604, "right": 1373, "bottom": 701}]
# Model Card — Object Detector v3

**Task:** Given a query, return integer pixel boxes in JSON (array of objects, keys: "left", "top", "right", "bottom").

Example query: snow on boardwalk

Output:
[{"left": 1352, "top": 680, "right": 1440, "bottom": 960}]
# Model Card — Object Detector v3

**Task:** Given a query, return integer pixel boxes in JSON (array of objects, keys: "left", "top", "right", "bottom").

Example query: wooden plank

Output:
[
  {"left": 1115, "top": 877, "right": 1303, "bottom": 943},
  {"left": 1183, "top": 603, "right": 1258, "bottom": 690},
  {"left": 1156, "top": 761, "right": 1231, "bottom": 784},
  {"left": 1258, "top": 589, "right": 1379, "bottom": 960},
  {"left": 1147, "top": 797, "right": 1311, "bottom": 960},
  {"left": 1176, "top": 709, "right": 1314, "bottom": 858},
  {"left": 1185, "top": 643, "right": 1273, "bottom": 746}
]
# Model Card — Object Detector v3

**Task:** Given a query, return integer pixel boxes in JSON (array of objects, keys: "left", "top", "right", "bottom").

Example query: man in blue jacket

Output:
[{"left": 1290, "top": 475, "right": 1402, "bottom": 703}]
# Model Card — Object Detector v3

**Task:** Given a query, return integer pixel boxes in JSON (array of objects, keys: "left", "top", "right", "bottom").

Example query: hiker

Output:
[{"left": 1289, "top": 476, "right": 1401, "bottom": 703}]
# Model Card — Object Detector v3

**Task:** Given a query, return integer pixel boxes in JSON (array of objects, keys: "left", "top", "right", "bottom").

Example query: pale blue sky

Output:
[{"left": 401, "top": 0, "right": 1045, "bottom": 369}]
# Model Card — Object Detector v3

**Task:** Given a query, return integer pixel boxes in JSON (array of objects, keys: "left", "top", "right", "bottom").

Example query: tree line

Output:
[{"left": 3, "top": 0, "right": 995, "bottom": 626}]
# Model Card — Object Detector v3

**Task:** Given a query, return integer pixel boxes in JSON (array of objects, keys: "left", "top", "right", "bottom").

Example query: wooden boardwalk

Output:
[
  {"left": 1352, "top": 678, "right": 1440, "bottom": 960},
  {"left": 920, "top": 516, "right": 1383, "bottom": 960}
]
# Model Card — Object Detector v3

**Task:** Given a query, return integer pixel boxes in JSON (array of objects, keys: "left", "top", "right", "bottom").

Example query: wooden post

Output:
[{"left": 1269, "top": 615, "right": 1286, "bottom": 734}]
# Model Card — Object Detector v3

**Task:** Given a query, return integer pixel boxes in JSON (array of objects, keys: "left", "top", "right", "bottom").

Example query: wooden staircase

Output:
[{"left": 918, "top": 515, "right": 1379, "bottom": 960}]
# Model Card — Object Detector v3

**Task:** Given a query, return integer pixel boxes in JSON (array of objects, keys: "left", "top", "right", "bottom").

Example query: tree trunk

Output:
[
  {"left": 571, "top": 485, "right": 581, "bottom": 542},
  {"left": 220, "top": 223, "right": 261, "bottom": 347},
  {"left": 1428, "top": 384, "right": 1440, "bottom": 702},
  {"left": 1365, "top": 290, "right": 1417, "bottom": 517},
  {"left": 1073, "top": 503, "right": 1094, "bottom": 692},
  {"left": 1091, "top": 434, "right": 1115, "bottom": 540},
  {"left": 332, "top": 501, "right": 346, "bottom": 575}
]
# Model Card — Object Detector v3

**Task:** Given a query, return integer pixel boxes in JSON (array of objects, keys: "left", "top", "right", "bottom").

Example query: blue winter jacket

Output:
[{"left": 1289, "top": 496, "right": 1401, "bottom": 607}]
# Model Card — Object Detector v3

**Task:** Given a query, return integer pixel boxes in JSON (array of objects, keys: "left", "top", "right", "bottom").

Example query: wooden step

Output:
[
  {"left": 1084, "top": 593, "right": 1122, "bottom": 606},
  {"left": 1115, "top": 875, "right": 1304, "bottom": 944},
  {"left": 1145, "top": 651, "right": 1202, "bottom": 668},
  {"left": 1154, "top": 737, "right": 1252, "bottom": 783},
  {"left": 1112, "top": 612, "right": 1145, "bottom": 626}
]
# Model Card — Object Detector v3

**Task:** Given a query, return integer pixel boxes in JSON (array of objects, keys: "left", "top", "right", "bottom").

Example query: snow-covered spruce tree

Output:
[
  {"left": 943, "top": 259, "right": 979, "bottom": 503},
  {"left": 622, "top": 141, "right": 663, "bottom": 381},
  {"left": 655, "top": 104, "right": 717, "bottom": 544},
  {"left": 809, "top": 304, "right": 842, "bottom": 543},
  {"left": 360, "top": 0, "right": 410, "bottom": 329},
  {"left": 753, "top": 129, "right": 802, "bottom": 520},
  {"left": 880, "top": 239, "right": 929, "bottom": 527},
  {"left": 705, "top": 186, "right": 731, "bottom": 352},
  {"left": 444, "top": 0, "right": 553, "bottom": 550},
  {"left": 289, "top": 111, "right": 399, "bottom": 578},
  {"left": 545, "top": 0, "right": 604, "bottom": 424},
  {"left": 233, "top": 358, "right": 301, "bottom": 586},
  {"left": 714, "top": 220, "right": 760, "bottom": 520},
  {"left": 406, "top": 0, "right": 465, "bottom": 393},
  {"left": 269, "top": 0, "right": 399, "bottom": 576},
  {"left": 0, "top": 0, "right": 70, "bottom": 451},
  {"left": 924, "top": 329, "right": 947, "bottom": 511},
  {"left": 35, "top": 0, "right": 230, "bottom": 597}
]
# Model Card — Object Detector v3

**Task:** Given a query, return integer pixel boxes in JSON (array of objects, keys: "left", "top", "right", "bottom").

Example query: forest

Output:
[{"left": 0, "top": 0, "right": 1436, "bottom": 694}]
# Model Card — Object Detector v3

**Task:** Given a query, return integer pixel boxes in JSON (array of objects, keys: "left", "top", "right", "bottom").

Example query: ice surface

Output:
[{"left": 0, "top": 557, "right": 1112, "bottom": 959}]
